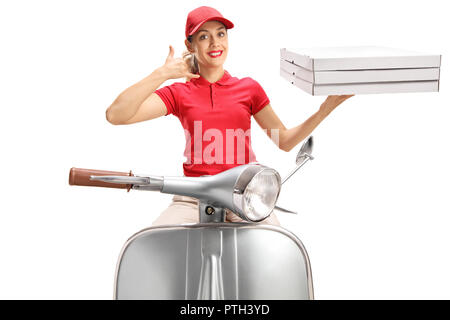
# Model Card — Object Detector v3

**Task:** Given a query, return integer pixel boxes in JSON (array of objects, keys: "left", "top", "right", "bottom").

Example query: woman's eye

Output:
[{"left": 199, "top": 32, "right": 225, "bottom": 40}]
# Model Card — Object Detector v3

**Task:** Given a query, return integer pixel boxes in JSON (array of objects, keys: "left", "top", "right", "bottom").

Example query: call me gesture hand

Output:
[{"left": 161, "top": 45, "right": 201, "bottom": 82}]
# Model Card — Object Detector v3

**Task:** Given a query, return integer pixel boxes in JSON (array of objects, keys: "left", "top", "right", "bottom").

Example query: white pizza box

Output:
[
  {"left": 280, "top": 46, "right": 441, "bottom": 71},
  {"left": 280, "top": 58, "right": 440, "bottom": 84},
  {"left": 280, "top": 68, "right": 439, "bottom": 95}
]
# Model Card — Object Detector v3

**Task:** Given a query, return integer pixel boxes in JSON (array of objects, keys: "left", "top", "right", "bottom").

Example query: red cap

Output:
[{"left": 185, "top": 6, "right": 234, "bottom": 39}]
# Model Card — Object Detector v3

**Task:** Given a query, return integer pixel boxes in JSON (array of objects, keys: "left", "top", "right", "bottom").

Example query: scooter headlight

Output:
[{"left": 233, "top": 166, "right": 281, "bottom": 222}]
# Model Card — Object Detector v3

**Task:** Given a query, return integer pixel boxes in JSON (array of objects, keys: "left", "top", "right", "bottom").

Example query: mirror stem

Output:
[
  {"left": 274, "top": 205, "right": 298, "bottom": 215},
  {"left": 281, "top": 155, "right": 313, "bottom": 185}
]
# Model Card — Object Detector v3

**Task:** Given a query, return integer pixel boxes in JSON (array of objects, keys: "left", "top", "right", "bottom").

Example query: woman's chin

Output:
[{"left": 207, "top": 59, "right": 226, "bottom": 68}]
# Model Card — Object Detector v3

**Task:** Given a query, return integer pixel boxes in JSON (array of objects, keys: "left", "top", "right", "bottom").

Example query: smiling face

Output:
[{"left": 185, "top": 20, "right": 228, "bottom": 70}]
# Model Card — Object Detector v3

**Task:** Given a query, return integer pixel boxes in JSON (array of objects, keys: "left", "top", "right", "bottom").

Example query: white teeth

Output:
[{"left": 209, "top": 51, "right": 222, "bottom": 56}]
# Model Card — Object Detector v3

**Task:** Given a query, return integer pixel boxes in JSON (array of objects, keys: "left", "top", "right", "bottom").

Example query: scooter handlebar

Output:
[{"left": 69, "top": 167, "right": 134, "bottom": 191}]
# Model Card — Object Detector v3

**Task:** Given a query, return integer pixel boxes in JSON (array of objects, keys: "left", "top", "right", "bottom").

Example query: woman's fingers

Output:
[
  {"left": 320, "top": 94, "right": 354, "bottom": 112},
  {"left": 186, "top": 72, "right": 200, "bottom": 80},
  {"left": 330, "top": 94, "right": 353, "bottom": 99},
  {"left": 338, "top": 94, "right": 354, "bottom": 102},
  {"left": 328, "top": 94, "right": 354, "bottom": 104}
]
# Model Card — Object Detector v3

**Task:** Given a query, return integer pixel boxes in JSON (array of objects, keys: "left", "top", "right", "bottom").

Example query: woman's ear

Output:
[{"left": 184, "top": 39, "right": 194, "bottom": 53}]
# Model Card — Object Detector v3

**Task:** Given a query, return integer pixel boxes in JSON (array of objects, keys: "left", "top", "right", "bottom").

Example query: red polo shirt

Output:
[{"left": 155, "top": 70, "right": 270, "bottom": 177}]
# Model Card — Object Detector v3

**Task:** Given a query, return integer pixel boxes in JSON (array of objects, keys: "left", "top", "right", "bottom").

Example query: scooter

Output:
[{"left": 69, "top": 136, "right": 315, "bottom": 300}]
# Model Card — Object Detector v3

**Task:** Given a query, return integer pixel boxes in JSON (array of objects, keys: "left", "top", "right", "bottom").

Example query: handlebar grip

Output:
[{"left": 69, "top": 167, "right": 134, "bottom": 191}]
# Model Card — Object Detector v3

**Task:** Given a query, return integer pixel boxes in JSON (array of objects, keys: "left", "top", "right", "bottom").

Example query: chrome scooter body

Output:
[
  {"left": 81, "top": 137, "right": 315, "bottom": 300},
  {"left": 114, "top": 216, "right": 314, "bottom": 300}
]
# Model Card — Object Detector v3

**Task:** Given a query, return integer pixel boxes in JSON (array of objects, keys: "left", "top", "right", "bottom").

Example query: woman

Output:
[{"left": 105, "top": 6, "right": 352, "bottom": 227}]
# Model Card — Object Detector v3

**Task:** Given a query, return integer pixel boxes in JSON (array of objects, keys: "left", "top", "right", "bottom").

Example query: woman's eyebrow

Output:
[{"left": 198, "top": 26, "right": 226, "bottom": 33}]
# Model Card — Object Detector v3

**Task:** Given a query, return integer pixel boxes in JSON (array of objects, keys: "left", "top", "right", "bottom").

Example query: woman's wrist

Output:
[{"left": 154, "top": 66, "right": 171, "bottom": 81}]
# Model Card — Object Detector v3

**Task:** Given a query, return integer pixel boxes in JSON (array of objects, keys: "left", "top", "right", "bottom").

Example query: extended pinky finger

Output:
[{"left": 188, "top": 73, "right": 200, "bottom": 79}]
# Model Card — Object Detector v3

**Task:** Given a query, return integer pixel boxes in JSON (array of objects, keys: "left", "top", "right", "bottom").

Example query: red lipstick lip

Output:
[{"left": 208, "top": 50, "right": 223, "bottom": 57}]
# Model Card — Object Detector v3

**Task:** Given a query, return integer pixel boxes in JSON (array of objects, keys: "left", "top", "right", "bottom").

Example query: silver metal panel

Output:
[{"left": 114, "top": 224, "right": 313, "bottom": 300}]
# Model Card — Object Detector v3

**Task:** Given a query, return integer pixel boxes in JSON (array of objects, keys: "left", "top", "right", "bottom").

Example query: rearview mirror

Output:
[{"left": 296, "top": 136, "right": 314, "bottom": 165}]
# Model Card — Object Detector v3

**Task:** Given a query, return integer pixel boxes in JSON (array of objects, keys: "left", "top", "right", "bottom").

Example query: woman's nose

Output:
[{"left": 210, "top": 35, "right": 220, "bottom": 45}]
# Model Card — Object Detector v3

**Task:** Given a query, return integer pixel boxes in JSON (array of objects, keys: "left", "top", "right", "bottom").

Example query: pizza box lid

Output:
[{"left": 280, "top": 46, "right": 441, "bottom": 71}]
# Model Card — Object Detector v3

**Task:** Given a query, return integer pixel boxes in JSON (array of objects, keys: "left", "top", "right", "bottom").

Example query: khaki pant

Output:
[{"left": 151, "top": 195, "right": 281, "bottom": 226}]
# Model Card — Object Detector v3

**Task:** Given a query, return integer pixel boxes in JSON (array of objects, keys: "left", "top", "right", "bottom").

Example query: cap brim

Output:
[{"left": 188, "top": 17, "right": 234, "bottom": 37}]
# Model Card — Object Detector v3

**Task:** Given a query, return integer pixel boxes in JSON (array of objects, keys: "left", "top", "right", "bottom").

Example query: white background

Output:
[{"left": 0, "top": 0, "right": 448, "bottom": 299}]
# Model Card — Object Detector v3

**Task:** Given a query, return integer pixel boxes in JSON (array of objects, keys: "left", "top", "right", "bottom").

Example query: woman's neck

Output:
[{"left": 198, "top": 67, "right": 225, "bottom": 84}]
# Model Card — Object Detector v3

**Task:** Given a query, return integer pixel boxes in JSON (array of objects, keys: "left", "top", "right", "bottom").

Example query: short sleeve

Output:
[
  {"left": 250, "top": 79, "right": 270, "bottom": 115},
  {"left": 154, "top": 84, "right": 180, "bottom": 117}
]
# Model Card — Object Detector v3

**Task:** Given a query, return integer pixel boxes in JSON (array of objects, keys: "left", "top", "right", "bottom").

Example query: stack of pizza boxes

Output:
[{"left": 280, "top": 46, "right": 441, "bottom": 95}]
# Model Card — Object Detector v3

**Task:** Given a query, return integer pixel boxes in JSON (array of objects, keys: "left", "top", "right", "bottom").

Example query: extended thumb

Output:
[{"left": 167, "top": 45, "right": 174, "bottom": 58}]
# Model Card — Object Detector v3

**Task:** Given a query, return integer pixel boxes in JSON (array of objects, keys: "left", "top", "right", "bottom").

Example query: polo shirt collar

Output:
[{"left": 192, "top": 70, "right": 238, "bottom": 86}]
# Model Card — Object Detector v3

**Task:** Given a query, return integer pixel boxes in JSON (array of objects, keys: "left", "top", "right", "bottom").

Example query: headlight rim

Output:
[{"left": 232, "top": 165, "right": 281, "bottom": 222}]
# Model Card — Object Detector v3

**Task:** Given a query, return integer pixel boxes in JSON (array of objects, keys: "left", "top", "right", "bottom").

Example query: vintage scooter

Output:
[{"left": 69, "top": 136, "right": 315, "bottom": 300}]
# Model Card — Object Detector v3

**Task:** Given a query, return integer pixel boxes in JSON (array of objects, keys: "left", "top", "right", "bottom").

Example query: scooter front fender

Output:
[{"left": 114, "top": 223, "right": 314, "bottom": 300}]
